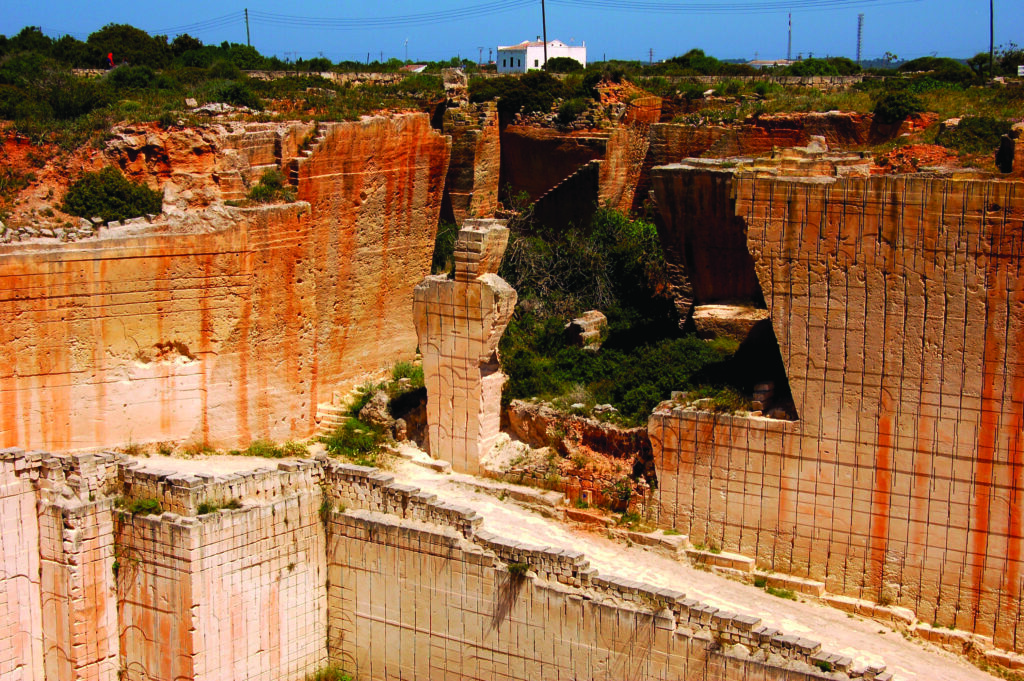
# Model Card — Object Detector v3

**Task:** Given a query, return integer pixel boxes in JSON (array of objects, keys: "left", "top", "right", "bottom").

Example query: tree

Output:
[
  {"left": 544, "top": 56, "right": 583, "bottom": 73},
  {"left": 171, "top": 34, "right": 203, "bottom": 57},
  {"left": 87, "top": 24, "right": 171, "bottom": 68}
]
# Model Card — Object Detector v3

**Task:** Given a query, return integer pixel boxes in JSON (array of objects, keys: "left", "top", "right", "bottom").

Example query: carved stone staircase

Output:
[
  {"left": 287, "top": 124, "right": 330, "bottom": 188},
  {"left": 314, "top": 390, "right": 350, "bottom": 435}
]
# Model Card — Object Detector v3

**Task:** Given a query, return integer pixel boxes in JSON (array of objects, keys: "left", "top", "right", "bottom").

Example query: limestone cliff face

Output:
[
  {"left": 0, "top": 114, "right": 450, "bottom": 451},
  {"left": 651, "top": 166, "right": 1024, "bottom": 649}
]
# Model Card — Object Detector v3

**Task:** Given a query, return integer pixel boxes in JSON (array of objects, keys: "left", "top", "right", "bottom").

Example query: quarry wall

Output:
[
  {"left": 651, "top": 167, "right": 1024, "bottom": 650},
  {"left": 1, "top": 448, "right": 886, "bottom": 681},
  {"left": 0, "top": 115, "right": 450, "bottom": 452}
]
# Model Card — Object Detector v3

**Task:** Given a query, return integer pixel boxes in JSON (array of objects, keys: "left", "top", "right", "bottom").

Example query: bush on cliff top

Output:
[
  {"left": 61, "top": 166, "right": 162, "bottom": 224},
  {"left": 935, "top": 116, "right": 1014, "bottom": 154},
  {"left": 872, "top": 90, "right": 924, "bottom": 124}
]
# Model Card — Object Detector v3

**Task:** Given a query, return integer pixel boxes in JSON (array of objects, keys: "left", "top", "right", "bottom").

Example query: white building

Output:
[{"left": 497, "top": 39, "right": 586, "bottom": 74}]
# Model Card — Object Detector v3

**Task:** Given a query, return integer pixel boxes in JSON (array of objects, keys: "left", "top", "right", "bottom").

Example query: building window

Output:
[
  {"left": 518, "top": 58, "right": 522, "bottom": 67},
  {"left": 534, "top": 59, "right": 539, "bottom": 67},
  {"left": 503, "top": 59, "right": 506, "bottom": 67}
]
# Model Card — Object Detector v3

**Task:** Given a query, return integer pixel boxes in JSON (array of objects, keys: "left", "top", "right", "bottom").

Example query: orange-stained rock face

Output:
[
  {"left": 0, "top": 114, "right": 450, "bottom": 451},
  {"left": 651, "top": 165, "right": 1024, "bottom": 649}
]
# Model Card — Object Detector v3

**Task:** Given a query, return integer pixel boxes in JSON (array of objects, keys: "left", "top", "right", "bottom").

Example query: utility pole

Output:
[
  {"left": 541, "top": 0, "right": 548, "bottom": 68},
  {"left": 478, "top": 46, "right": 484, "bottom": 66},
  {"left": 489, "top": 48, "right": 493, "bottom": 64},
  {"left": 856, "top": 13, "right": 864, "bottom": 65},
  {"left": 989, "top": 0, "right": 995, "bottom": 78},
  {"left": 649, "top": 48, "right": 653, "bottom": 65},
  {"left": 405, "top": 38, "right": 409, "bottom": 63},
  {"left": 245, "top": 8, "right": 251, "bottom": 48},
  {"left": 787, "top": 13, "right": 792, "bottom": 61}
]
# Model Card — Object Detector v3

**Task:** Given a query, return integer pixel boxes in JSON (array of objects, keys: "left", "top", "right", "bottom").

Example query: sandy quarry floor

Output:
[{"left": 387, "top": 446, "right": 996, "bottom": 681}]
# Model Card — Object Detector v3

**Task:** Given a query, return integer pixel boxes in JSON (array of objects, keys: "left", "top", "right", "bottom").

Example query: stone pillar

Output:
[{"left": 413, "top": 219, "right": 517, "bottom": 474}]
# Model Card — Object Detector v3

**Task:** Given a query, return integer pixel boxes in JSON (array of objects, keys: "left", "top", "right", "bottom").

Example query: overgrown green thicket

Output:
[
  {"left": 469, "top": 70, "right": 599, "bottom": 117},
  {"left": 0, "top": 25, "right": 445, "bottom": 148},
  {"left": 320, "top": 418, "right": 386, "bottom": 467},
  {"left": 61, "top": 166, "right": 162, "bottom": 224},
  {"left": 246, "top": 168, "right": 295, "bottom": 203},
  {"left": 935, "top": 116, "right": 1014, "bottom": 153},
  {"left": 497, "top": 208, "right": 747, "bottom": 423}
]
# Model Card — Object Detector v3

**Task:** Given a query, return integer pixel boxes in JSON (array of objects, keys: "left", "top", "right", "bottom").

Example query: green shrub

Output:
[
  {"left": 320, "top": 417, "right": 385, "bottom": 466},
  {"left": 241, "top": 439, "right": 306, "bottom": 458},
  {"left": 753, "top": 576, "right": 768, "bottom": 588},
  {"left": 213, "top": 80, "right": 262, "bottom": 109},
  {"left": 470, "top": 70, "right": 569, "bottom": 117},
  {"left": 128, "top": 498, "right": 162, "bottom": 515},
  {"left": 391, "top": 361, "right": 424, "bottom": 387},
  {"left": 246, "top": 168, "right": 295, "bottom": 203},
  {"left": 766, "top": 586, "right": 797, "bottom": 600},
  {"left": 544, "top": 57, "right": 583, "bottom": 73},
  {"left": 898, "top": 56, "right": 975, "bottom": 85},
  {"left": 556, "top": 97, "right": 589, "bottom": 125},
  {"left": 507, "top": 562, "right": 530, "bottom": 576},
  {"left": 872, "top": 90, "right": 924, "bottom": 124},
  {"left": 208, "top": 59, "right": 241, "bottom": 80},
  {"left": 431, "top": 220, "right": 458, "bottom": 274},
  {"left": 306, "top": 666, "right": 352, "bottom": 681},
  {"left": 61, "top": 166, "right": 162, "bottom": 224},
  {"left": 936, "top": 116, "right": 1014, "bottom": 154},
  {"left": 813, "top": 659, "right": 833, "bottom": 673},
  {"left": 198, "top": 498, "right": 242, "bottom": 515},
  {"left": 107, "top": 65, "right": 158, "bottom": 90},
  {"left": 714, "top": 79, "right": 743, "bottom": 96}
]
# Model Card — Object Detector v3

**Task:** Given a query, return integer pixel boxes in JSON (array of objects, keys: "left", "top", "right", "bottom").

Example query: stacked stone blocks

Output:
[{"left": 413, "top": 220, "right": 517, "bottom": 475}]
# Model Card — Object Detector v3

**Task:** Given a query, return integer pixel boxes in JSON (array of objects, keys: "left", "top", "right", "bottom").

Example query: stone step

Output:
[
  {"left": 756, "top": 571, "right": 826, "bottom": 597},
  {"left": 685, "top": 548, "right": 755, "bottom": 573}
]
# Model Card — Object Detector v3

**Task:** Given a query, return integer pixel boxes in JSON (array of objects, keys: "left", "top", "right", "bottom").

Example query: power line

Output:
[
  {"left": 247, "top": 1, "right": 534, "bottom": 31},
  {"left": 547, "top": 0, "right": 923, "bottom": 14}
]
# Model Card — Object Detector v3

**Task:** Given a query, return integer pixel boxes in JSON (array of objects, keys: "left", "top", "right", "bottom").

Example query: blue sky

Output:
[{"left": 3, "top": 0, "right": 1020, "bottom": 64}]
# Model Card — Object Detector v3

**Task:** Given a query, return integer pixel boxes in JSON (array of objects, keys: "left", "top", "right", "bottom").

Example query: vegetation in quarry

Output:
[
  {"left": 245, "top": 168, "right": 295, "bottom": 204},
  {"left": 321, "top": 418, "right": 387, "bottom": 468},
  {"left": 489, "top": 207, "right": 750, "bottom": 424},
  {"left": 61, "top": 166, "right": 162, "bottom": 224}
]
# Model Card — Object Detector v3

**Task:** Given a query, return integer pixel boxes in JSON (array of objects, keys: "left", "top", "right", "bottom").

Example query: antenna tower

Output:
[
  {"left": 787, "top": 13, "right": 792, "bottom": 61},
  {"left": 856, "top": 13, "right": 864, "bottom": 65}
]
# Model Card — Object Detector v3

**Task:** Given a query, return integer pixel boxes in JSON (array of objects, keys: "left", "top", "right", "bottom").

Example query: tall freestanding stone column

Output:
[{"left": 413, "top": 219, "right": 517, "bottom": 474}]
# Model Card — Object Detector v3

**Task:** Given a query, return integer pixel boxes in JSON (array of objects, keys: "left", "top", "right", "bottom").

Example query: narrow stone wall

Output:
[
  {"left": 0, "top": 453, "right": 43, "bottom": 681},
  {"left": 651, "top": 167, "right": 1024, "bottom": 649},
  {"left": 0, "top": 448, "right": 897, "bottom": 681},
  {"left": 443, "top": 102, "right": 500, "bottom": 223},
  {"left": 38, "top": 499, "right": 118, "bottom": 681},
  {"left": 599, "top": 95, "right": 663, "bottom": 213}
]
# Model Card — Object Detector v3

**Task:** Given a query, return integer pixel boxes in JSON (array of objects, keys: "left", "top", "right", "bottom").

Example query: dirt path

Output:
[{"left": 390, "top": 452, "right": 996, "bottom": 681}]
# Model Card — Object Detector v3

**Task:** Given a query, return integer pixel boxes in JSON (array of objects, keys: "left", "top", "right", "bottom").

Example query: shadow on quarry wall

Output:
[{"left": 654, "top": 166, "right": 797, "bottom": 418}]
